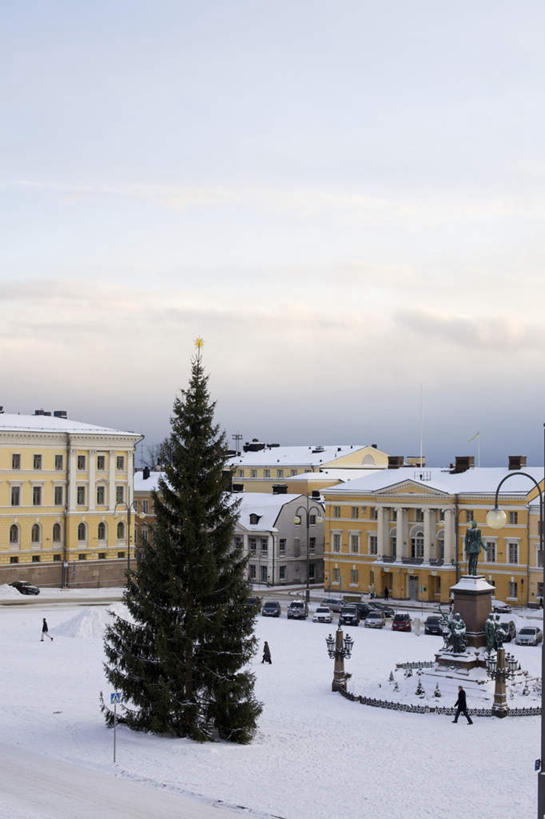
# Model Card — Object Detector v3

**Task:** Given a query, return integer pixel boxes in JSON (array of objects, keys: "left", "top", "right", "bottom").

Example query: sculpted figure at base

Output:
[
  {"left": 464, "top": 521, "right": 485, "bottom": 575},
  {"left": 442, "top": 612, "right": 467, "bottom": 654},
  {"left": 485, "top": 613, "right": 507, "bottom": 652}
]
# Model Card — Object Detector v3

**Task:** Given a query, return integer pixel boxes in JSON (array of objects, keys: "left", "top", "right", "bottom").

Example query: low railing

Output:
[{"left": 338, "top": 688, "right": 540, "bottom": 716}]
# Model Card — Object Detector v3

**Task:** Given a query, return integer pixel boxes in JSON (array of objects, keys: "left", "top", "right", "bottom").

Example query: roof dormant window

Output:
[{"left": 249, "top": 513, "right": 261, "bottom": 525}]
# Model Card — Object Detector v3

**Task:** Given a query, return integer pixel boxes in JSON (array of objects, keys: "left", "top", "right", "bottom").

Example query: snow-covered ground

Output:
[{"left": 0, "top": 597, "right": 542, "bottom": 818}]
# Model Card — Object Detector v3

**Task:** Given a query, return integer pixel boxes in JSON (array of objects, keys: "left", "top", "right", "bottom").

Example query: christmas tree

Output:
[{"left": 102, "top": 341, "right": 262, "bottom": 743}]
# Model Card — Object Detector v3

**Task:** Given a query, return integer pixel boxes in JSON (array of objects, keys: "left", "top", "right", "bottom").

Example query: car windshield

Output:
[
  {"left": 427, "top": 617, "right": 441, "bottom": 623},
  {"left": 316, "top": 608, "right": 329, "bottom": 613},
  {"left": 264, "top": 603, "right": 278, "bottom": 609},
  {"left": 519, "top": 628, "right": 536, "bottom": 635}
]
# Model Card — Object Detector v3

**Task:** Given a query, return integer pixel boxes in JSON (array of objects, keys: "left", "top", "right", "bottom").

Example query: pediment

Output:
[{"left": 376, "top": 480, "right": 450, "bottom": 498}]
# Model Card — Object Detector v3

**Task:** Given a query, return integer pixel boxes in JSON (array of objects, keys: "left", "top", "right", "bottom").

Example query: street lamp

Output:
[
  {"left": 486, "top": 451, "right": 544, "bottom": 818},
  {"left": 325, "top": 626, "right": 354, "bottom": 692},
  {"left": 294, "top": 498, "right": 324, "bottom": 605},
  {"left": 115, "top": 498, "right": 144, "bottom": 579}
]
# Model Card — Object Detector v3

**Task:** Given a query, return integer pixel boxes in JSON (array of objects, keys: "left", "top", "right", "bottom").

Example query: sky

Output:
[{"left": 2, "top": 1, "right": 545, "bottom": 466}]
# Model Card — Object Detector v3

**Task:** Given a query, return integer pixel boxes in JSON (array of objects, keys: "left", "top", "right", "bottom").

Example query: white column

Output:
[
  {"left": 68, "top": 448, "right": 77, "bottom": 511},
  {"left": 108, "top": 450, "right": 116, "bottom": 510},
  {"left": 423, "top": 508, "right": 432, "bottom": 563},
  {"left": 396, "top": 507, "right": 404, "bottom": 561},
  {"left": 377, "top": 506, "right": 385, "bottom": 557},
  {"left": 444, "top": 509, "right": 454, "bottom": 563},
  {"left": 88, "top": 449, "right": 96, "bottom": 512}
]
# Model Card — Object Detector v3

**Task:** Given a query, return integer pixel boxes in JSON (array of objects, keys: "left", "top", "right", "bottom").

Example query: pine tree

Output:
[{"left": 102, "top": 345, "right": 262, "bottom": 743}]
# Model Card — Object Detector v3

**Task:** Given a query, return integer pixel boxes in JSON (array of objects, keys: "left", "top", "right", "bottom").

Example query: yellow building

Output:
[
  {"left": 229, "top": 443, "right": 390, "bottom": 494},
  {"left": 0, "top": 410, "right": 142, "bottom": 588},
  {"left": 323, "top": 457, "right": 544, "bottom": 606}
]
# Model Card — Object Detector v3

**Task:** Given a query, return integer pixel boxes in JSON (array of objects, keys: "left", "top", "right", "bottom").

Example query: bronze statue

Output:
[
  {"left": 442, "top": 612, "right": 467, "bottom": 654},
  {"left": 464, "top": 520, "right": 485, "bottom": 575},
  {"left": 485, "top": 613, "right": 507, "bottom": 652}
]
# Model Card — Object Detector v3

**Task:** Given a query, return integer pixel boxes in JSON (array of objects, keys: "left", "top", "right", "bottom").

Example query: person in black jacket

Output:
[
  {"left": 262, "top": 641, "right": 271, "bottom": 664},
  {"left": 41, "top": 618, "right": 53, "bottom": 642},
  {"left": 452, "top": 685, "right": 472, "bottom": 724}
]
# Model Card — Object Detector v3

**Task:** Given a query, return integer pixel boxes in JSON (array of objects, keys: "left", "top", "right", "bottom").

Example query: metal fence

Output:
[{"left": 338, "top": 689, "right": 540, "bottom": 717}]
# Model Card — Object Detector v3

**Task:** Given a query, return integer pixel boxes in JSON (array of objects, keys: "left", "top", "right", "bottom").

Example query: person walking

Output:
[
  {"left": 384, "top": 587, "right": 389, "bottom": 601},
  {"left": 41, "top": 618, "right": 53, "bottom": 642},
  {"left": 261, "top": 641, "right": 271, "bottom": 664},
  {"left": 452, "top": 685, "right": 472, "bottom": 724}
]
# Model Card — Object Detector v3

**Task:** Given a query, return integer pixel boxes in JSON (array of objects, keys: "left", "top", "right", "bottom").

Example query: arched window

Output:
[
  {"left": 436, "top": 534, "right": 445, "bottom": 562},
  {"left": 53, "top": 523, "right": 62, "bottom": 543},
  {"left": 98, "top": 522, "right": 106, "bottom": 541},
  {"left": 9, "top": 524, "right": 19, "bottom": 544},
  {"left": 31, "top": 524, "right": 41, "bottom": 543},
  {"left": 361, "top": 454, "right": 376, "bottom": 466},
  {"left": 410, "top": 527, "right": 424, "bottom": 559},
  {"left": 117, "top": 522, "right": 125, "bottom": 540},
  {"left": 77, "top": 522, "right": 86, "bottom": 542}
]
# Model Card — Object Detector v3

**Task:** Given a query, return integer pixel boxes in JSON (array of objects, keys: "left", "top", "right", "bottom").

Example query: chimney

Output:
[
  {"left": 508, "top": 455, "right": 527, "bottom": 471},
  {"left": 451, "top": 456, "right": 475, "bottom": 474},
  {"left": 53, "top": 410, "right": 68, "bottom": 419},
  {"left": 143, "top": 466, "right": 151, "bottom": 480},
  {"left": 388, "top": 456, "right": 404, "bottom": 469}
]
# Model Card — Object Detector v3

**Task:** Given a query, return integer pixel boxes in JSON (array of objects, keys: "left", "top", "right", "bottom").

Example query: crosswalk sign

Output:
[{"left": 110, "top": 692, "right": 121, "bottom": 704}]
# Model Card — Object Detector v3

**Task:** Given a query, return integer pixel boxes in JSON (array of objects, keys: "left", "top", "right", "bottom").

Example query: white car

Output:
[
  {"left": 492, "top": 600, "right": 512, "bottom": 614},
  {"left": 515, "top": 627, "right": 543, "bottom": 646},
  {"left": 313, "top": 606, "right": 333, "bottom": 623}
]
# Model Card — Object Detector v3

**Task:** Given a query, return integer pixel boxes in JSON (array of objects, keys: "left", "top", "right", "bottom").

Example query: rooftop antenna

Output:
[
  {"left": 419, "top": 384, "right": 424, "bottom": 468},
  {"left": 232, "top": 433, "right": 243, "bottom": 456},
  {"left": 468, "top": 431, "right": 480, "bottom": 467}
]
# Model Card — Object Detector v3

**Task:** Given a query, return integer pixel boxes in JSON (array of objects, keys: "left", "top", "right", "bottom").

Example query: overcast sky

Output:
[{"left": 2, "top": 1, "right": 545, "bottom": 466}]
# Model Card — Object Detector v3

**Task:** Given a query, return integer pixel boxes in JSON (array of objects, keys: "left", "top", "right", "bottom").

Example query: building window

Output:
[
  {"left": 390, "top": 534, "right": 397, "bottom": 558},
  {"left": 309, "top": 563, "right": 315, "bottom": 580},
  {"left": 142, "top": 500, "right": 149, "bottom": 514},
  {"left": 53, "top": 552, "right": 61, "bottom": 560},
  {"left": 78, "top": 554, "right": 87, "bottom": 561},
  {"left": 351, "top": 507, "right": 359, "bottom": 519},
  {"left": 264, "top": 469, "right": 270, "bottom": 478},
  {"left": 31, "top": 524, "right": 41, "bottom": 543},
  {"left": 249, "top": 513, "right": 260, "bottom": 525},
  {"left": 439, "top": 509, "right": 445, "bottom": 521},
  {"left": 309, "top": 514, "right": 317, "bottom": 525},
  {"left": 351, "top": 568, "right": 359, "bottom": 584},
  {"left": 333, "top": 506, "right": 341, "bottom": 519},
  {"left": 260, "top": 566, "right": 268, "bottom": 582},
  {"left": 55, "top": 454, "right": 63, "bottom": 470},
  {"left": 116, "top": 456, "right": 125, "bottom": 470},
  {"left": 411, "top": 532, "right": 424, "bottom": 559},
  {"left": 370, "top": 508, "right": 378, "bottom": 520},
  {"left": 486, "top": 541, "right": 496, "bottom": 562},
  {"left": 465, "top": 510, "right": 474, "bottom": 523},
  {"left": 54, "top": 486, "right": 64, "bottom": 505},
  {"left": 350, "top": 534, "right": 360, "bottom": 554},
  {"left": 333, "top": 568, "right": 341, "bottom": 584},
  {"left": 509, "top": 511, "right": 518, "bottom": 525},
  {"left": 117, "top": 522, "right": 125, "bottom": 540},
  {"left": 290, "top": 469, "right": 297, "bottom": 476},
  {"left": 140, "top": 527, "right": 149, "bottom": 545},
  {"left": 117, "top": 551, "right": 125, "bottom": 558},
  {"left": 249, "top": 564, "right": 256, "bottom": 579},
  {"left": 53, "top": 523, "right": 62, "bottom": 543},
  {"left": 309, "top": 537, "right": 316, "bottom": 551},
  {"left": 415, "top": 509, "right": 424, "bottom": 522},
  {"left": 116, "top": 486, "right": 124, "bottom": 504},
  {"left": 32, "top": 486, "right": 42, "bottom": 506},
  {"left": 249, "top": 537, "right": 257, "bottom": 551},
  {"left": 98, "top": 522, "right": 106, "bottom": 541},
  {"left": 96, "top": 486, "right": 105, "bottom": 505},
  {"left": 77, "top": 455, "right": 86, "bottom": 470},
  {"left": 279, "top": 538, "right": 286, "bottom": 553},
  {"left": 251, "top": 469, "right": 257, "bottom": 478},
  {"left": 11, "top": 486, "right": 20, "bottom": 506},
  {"left": 332, "top": 533, "right": 341, "bottom": 552},
  {"left": 238, "top": 469, "right": 244, "bottom": 478},
  {"left": 234, "top": 535, "right": 243, "bottom": 549},
  {"left": 10, "top": 556, "right": 18, "bottom": 564},
  {"left": 97, "top": 455, "right": 105, "bottom": 471},
  {"left": 11, "top": 453, "right": 20, "bottom": 469},
  {"left": 77, "top": 523, "right": 86, "bottom": 542},
  {"left": 33, "top": 454, "right": 42, "bottom": 470},
  {"left": 538, "top": 549, "right": 544, "bottom": 569},
  {"left": 508, "top": 581, "right": 518, "bottom": 598},
  {"left": 32, "top": 555, "right": 40, "bottom": 563},
  {"left": 508, "top": 542, "right": 518, "bottom": 564},
  {"left": 279, "top": 565, "right": 287, "bottom": 580},
  {"left": 77, "top": 486, "right": 86, "bottom": 505},
  {"left": 277, "top": 469, "right": 284, "bottom": 478},
  {"left": 9, "top": 524, "right": 19, "bottom": 544},
  {"left": 260, "top": 538, "right": 268, "bottom": 552},
  {"left": 369, "top": 535, "right": 378, "bottom": 555},
  {"left": 98, "top": 552, "right": 106, "bottom": 560},
  {"left": 538, "top": 581, "right": 544, "bottom": 597}
]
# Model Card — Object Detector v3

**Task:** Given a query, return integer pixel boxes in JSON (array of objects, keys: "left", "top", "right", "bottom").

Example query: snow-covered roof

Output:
[
  {"left": 323, "top": 467, "right": 545, "bottom": 497},
  {"left": 235, "top": 493, "right": 305, "bottom": 531},
  {"left": 288, "top": 468, "right": 378, "bottom": 483},
  {"left": 229, "top": 444, "right": 370, "bottom": 468},
  {"left": 0, "top": 413, "right": 141, "bottom": 438},
  {"left": 134, "top": 471, "right": 164, "bottom": 493}
]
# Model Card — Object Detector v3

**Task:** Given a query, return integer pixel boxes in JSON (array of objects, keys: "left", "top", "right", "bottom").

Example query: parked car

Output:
[
  {"left": 262, "top": 600, "right": 281, "bottom": 618},
  {"left": 424, "top": 615, "right": 445, "bottom": 635},
  {"left": 498, "top": 619, "right": 516, "bottom": 642},
  {"left": 364, "top": 611, "right": 385, "bottom": 629},
  {"left": 9, "top": 580, "right": 40, "bottom": 596},
  {"left": 246, "top": 596, "right": 261, "bottom": 613},
  {"left": 339, "top": 604, "right": 360, "bottom": 627},
  {"left": 312, "top": 606, "right": 333, "bottom": 623},
  {"left": 515, "top": 627, "right": 543, "bottom": 646},
  {"left": 321, "top": 596, "right": 344, "bottom": 612},
  {"left": 369, "top": 601, "right": 395, "bottom": 618},
  {"left": 392, "top": 612, "right": 412, "bottom": 632},
  {"left": 355, "top": 602, "right": 373, "bottom": 620},
  {"left": 287, "top": 600, "right": 308, "bottom": 620},
  {"left": 492, "top": 600, "right": 512, "bottom": 614}
]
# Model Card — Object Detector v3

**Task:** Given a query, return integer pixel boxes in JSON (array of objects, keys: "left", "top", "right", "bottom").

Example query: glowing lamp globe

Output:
[{"left": 486, "top": 508, "right": 507, "bottom": 529}]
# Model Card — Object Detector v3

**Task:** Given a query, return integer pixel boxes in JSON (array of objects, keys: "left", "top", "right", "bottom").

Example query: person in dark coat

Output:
[
  {"left": 41, "top": 618, "right": 53, "bottom": 642},
  {"left": 452, "top": 685, "right": 472, "bottom": 724},
  {"left": 384, "top": 587, "right": 389, "bottom": 601},
  {"left": 261, "top": 641, "right": 271, "bottom": 664}
]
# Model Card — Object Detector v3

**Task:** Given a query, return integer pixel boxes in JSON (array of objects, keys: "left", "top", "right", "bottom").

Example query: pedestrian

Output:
[
  {"left": 41, "top": 618, "right": 53, "bottom": 642},
  {"left": 384, "top": 587, "right": 389, "bottom": 601},
  {"left": 452, "top": 685, "right": 473, "bottom": 724},
  {"left": 261, "top": 640, "right": 271, "bottom": 664}
]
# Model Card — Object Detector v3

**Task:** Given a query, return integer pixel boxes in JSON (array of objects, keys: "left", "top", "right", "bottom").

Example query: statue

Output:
[
  {"left": 442, "top": 612, "right": 467, "bottom": 653},
  {"left": 464, "top": 520, "right": 485, "bottom": 575},
  {"left": 484, "top": 613, "right": 508, "bottom": 652}
]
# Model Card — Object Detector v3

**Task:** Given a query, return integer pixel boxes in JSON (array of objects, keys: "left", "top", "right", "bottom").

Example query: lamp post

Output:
[
  {"left": 294, "top": 498, "right": 324, "bottom": 605},
  {"left": 115, "top": 498, "right": 139, "bottom": 579},
  {"left": 325, "top": 627, "right": 354, "bottom": 692},
  {"left": 486, "top": 449, "right": 544, "bottom": 818}
]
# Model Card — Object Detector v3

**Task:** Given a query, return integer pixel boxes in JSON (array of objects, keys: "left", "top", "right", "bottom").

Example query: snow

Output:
[
  {"left": 0, "top": 583, "right": 24, "bottom": 599},
  {"left": 0, "top": 595, "right": 542, "bottom": 818},
  {"left": 229, "top": 444, "right": 369, "bottom": 467},
  {"left": 0, "top": 412, "right": 140, "bottom": 437}
]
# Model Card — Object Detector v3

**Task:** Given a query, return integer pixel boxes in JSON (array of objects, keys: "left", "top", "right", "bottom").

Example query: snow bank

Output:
[
  {"left": 53, "top": 605, "right": 126, "bottom": 639},
  {"left": 0, "top": 584, "right": 23, "bottom": 599}
]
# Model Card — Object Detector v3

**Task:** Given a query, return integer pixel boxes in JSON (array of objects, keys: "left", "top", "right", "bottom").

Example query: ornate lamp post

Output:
[
  {"left": 485, "top": 446, "right": 544, "bottom": 817},
  {"left": 294, "top": 498, "right": 324, "bottom": 605},
  {"left": 486, "top": 646, "right": 509, "bottom": 718},
  {"left": 325, "top": 627, "right": 354, "bottom": 692}
]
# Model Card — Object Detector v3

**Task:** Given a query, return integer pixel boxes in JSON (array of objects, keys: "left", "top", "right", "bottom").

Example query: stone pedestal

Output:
[{"left": 451, "top": 575, "right": 494, "bottom": 648}]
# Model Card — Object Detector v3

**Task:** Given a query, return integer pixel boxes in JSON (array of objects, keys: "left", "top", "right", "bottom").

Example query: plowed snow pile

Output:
[
  {"left": 53, "top": 605, "right": 126, "bottom": 638},
  {"left": 0, "top": 584, "right": 23, "bottom": 599}
]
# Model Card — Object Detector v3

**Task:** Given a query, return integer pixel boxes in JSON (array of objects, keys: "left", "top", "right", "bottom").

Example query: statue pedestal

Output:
[{"left": 451, "top": 575, "right": 494, "bottom": 648}]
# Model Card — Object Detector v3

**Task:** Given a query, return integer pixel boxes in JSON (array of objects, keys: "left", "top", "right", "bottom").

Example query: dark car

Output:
[
  {"left": 339, "top": 604, "right": 360, "bottom": 626},
  {"left": 370, "top": 601, "right": 395, "bottom": 619},
  {"left": 424, "top": 615, "right": 445, "bottom": 635},
  {"left": 246, "top": 596, "right": 261, "bottom": 613},
  {"left": 392, "top": 612, "right": 412, "bottom": 632},
  {"left": 355, "top": 602, "right": 373, "bottom": 619},
  {"left": 9, "top": 580, "right": 40, "bottom": 596},
  {"left": 498, "top": 619, "right": 516, "bottom": 642},
  {"left": 262, "top": 600, "right": 281, "bottom": 617}
]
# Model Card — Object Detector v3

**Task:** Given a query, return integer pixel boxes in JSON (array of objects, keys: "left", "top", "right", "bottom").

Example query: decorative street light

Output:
[
  {"left": 325, "top": 626, "right": 354, "bottom": 692},
  {"left": 294, "top": 497, "right": 324, "bottom": 605},
  {"left": 486, "top": 648, "right": 509, "bottom": 718},
  {"left": 485, "top": 445, "right": 545, "bottom": 817},
  {"left": 115, "top": 497, "right": 145, "bottom": 579}
]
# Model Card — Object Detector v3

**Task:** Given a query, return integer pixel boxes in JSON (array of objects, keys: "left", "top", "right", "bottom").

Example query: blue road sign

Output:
[
  {"left": 535, "top": 759, "right": 541, "bottom": 772},
  {"left": 110, "top": 692, "right": 121, "bottom": 704}
]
